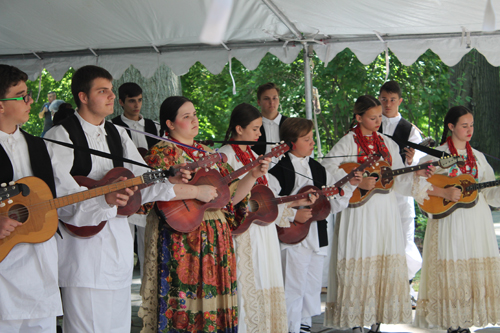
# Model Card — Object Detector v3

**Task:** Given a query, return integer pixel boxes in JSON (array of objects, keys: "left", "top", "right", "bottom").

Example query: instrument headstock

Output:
[
  {"left": 438, "top": 155, "right": 466, "bottom": 168},
  {"left": 270, "top": 142, "right": 291, "bottom": 160}
]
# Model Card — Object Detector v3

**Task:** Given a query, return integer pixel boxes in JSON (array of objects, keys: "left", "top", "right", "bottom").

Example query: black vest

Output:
[
  {"left": 252, "top": 114, "right": 288, "bottom": 156},
  {"left": 111, "top": 116, "right": 159, "bottom": 149},
  {"left": 268, "top": 152, "right": 329, "bottom": 247},
  {"left": 59, "top": 114, "right": 123, "bottom": 177},
  {"left": 379, "top": 118, "right": 413, "bottom": 163},
  {"left": 0, "top": 129, "right": 56, "bottom": 197}
]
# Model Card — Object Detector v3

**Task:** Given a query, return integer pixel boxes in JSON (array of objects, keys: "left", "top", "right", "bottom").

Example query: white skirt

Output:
[
  {"left": 415, "top": 193, "right": 500, "bottom": 330},
  {"left": 324, "top": 191, "right": 412, "bottom": 328},
  {"left": 234, "top": 222, "right": 288, "bottom": 333}
]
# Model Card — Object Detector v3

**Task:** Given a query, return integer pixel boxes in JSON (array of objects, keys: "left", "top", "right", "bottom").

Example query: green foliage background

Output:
[
  {"left": 181, "top": 49, "right": 459, "bottom": 154},
  {"left": 23, "top": 68, "right": 76, "bottom": 136}
]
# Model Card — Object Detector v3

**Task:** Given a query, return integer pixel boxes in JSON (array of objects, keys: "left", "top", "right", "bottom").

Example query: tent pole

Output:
[{"left": 304, "top": 43, "right": 313, "bottom": 121}]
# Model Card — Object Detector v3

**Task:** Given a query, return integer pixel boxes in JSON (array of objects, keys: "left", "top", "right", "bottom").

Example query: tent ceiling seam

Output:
[
  {"left": 3, "top": 30, "right": 500, "bottom": 61},
  {"left": 261, "top": 0, "right": 303, "bottom": 39}
]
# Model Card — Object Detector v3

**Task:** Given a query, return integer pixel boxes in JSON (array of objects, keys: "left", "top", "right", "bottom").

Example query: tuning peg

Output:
[
  {"left": 205, "top": 168, "right": 209, "bottom": 172},
  {"left": 0, "top": 202, "right": 4, "bottom": 207},
  {"left": 375, "top": 163, "right": 379, "bottom": 166},
  {"left": 8, "top": 181, "right": 14, "bottom": 186},
  {"left": 322, "top": 185, "right": 326, "bottom": 189},
  {"left": 7, "top": 199, "right": 13, "bottom": 204},
  {"left": 0, "top": 183, "right": 6, "bottom": 188}
]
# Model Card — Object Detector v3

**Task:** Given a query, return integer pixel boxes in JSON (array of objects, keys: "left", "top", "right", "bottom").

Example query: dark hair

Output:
[
  {"left": 349, "top": 95, "right": 381, "bottom": 129},
  {"left": 159, "top": 96, "right": 193, "bottom": 134},
  {"left": 224, "top": 103, "right": 262, "bottom": 142},
  {"left": 379, "top": 80, "right": 402, "bottom": 98},
  {"left": 118, "top": 82, "right": 142, "bottom": 102},
  {"left": 257, "top": 82, "right": 280, "bottom": 100},
  {"left": 280, "top": 118, "right": 314, "bottom": 144},
  {"left": 53, "top": 104, "right": 75, "bottom": 126},
  {"left": 0, "top": 65, "right": 28, "bottom": 99},
  {"left": 71, "top": 65, "right": 113, "bottom": 108},
  {"left": 48, "top": 91, "right": 56, "bottom": 97},
  {"left": 440, "top": 106, "right": 473, "bottom": 144}
]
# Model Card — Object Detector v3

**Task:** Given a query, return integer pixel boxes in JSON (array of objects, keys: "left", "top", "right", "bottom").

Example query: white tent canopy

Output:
[{"left": 1, "top": 0, "right": 500, "bottom": 82}]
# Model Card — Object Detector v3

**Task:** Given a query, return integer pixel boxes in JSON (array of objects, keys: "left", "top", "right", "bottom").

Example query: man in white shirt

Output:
[
  {"left": 45, "top": 65, "right": 217, "bottom": 332},
  {"left": 0, "top": 64, "right": 63, "bottom": 332},
  {"left": 111, "top": 82, "right": 160, "bottom": 280},
  {"left": 378, "top": 80, "right": 424, "bottom": 306},
  {"left": 252, "top": 82, "right": 287, "bottom": 156}
]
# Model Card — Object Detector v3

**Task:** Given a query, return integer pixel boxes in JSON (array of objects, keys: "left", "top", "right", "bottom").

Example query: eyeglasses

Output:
[{"left": 0, "top": 90, "right": 32, "bottom": 103}]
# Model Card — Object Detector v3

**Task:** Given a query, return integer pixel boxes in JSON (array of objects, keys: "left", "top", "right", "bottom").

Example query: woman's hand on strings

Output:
[
  {"left": 349, "top": 171, "right": 363, "bottom": 186},
  {"left": 195, "top": 185, "right": 218, "bottom": 202},
  {"left": 415, "top": 161, "right": 435, "bottom": 178},
  {"left": 168, "top": 163, "right": 192, "bottom": 184},
  {"left": 358, "top": 176, "right": 376, "bottom": 191},
  {"left": 250, "top": 157, "right": 271, "bottom": 179}
]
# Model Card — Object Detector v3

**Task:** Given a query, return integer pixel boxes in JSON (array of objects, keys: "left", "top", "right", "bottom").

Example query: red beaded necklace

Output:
[
  {"left": 229, "top": 140, "right": 268, "bottom": 186},
  {"left": 352, "top": 125, "right": 391, "bottom": 164},
  {"left": 446, "top": 136, "right": 477, "bottom": 178}
]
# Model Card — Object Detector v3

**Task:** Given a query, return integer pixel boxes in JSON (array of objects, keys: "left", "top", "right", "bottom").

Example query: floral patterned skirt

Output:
[{"left": 157, "top": 215, "right": 238, "bottom": 333}]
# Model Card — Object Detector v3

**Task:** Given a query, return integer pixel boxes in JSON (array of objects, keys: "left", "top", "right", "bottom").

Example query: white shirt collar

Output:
[
  {"left": 76, "top": 112, "right": 107, "bottom": 138},
  {"left": 120, "top": 114, "right": 144, "bottom": 127},
  {"left": 382, "top": 113, "right": 402, "bottom": 124},
  {"left": 289, "top": 151, "right": 310, "bottom": 164},
  {"left": 0, "top": 126, "right": 22, "bottom": 142},
  {"left": 263, "top": 113, "right": 282, "bottom": 125}
]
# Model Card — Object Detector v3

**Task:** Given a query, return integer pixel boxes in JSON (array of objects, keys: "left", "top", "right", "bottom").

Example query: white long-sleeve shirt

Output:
[
  {"left": 268, "top": 153, "right": 356, "bottom": 255},
  {"left": 0, "top": 128, "right": 63, "bottom": 320},
  {"left": 381, "top": 113, "right": 424, "bottom": 218},
  {"left": 45, "top": 112, "right": 175, "bottom": 290}
]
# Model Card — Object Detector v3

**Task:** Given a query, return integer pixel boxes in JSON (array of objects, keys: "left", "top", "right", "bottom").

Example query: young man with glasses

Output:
[
  {"left": 378, "top": 80, "right": 424, "bottom": 308},
  {"left": 0, "top": 64, "right": 63, "bottom": 332}
]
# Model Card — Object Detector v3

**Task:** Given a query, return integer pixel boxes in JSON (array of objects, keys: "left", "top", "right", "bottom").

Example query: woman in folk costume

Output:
[
  {"left": 218, "top": 103, "right": 316, "bottom": 333},
  {"left": 139, "top": 96, "right": 269, "bottom": 333},
  {"left": 413, "top": 106, "right": 500, "bottom": 333},
  {"left": 322, "top": 95, "right": 432, "bottom": 333}
]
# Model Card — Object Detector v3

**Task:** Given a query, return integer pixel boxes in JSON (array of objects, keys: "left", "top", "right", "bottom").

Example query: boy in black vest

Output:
[
  {"left": 111, "top": 82, "right": 160, "bottom": 280},
  {"left": 252, "top": 82, "right": 288, "bottom": 156},
  {"left": 378, "top": 80, "right": 424, "bottom": 306},
  {"left": 44, "top": 65, "right": 217, "bottom": 332},
  {"left": 268, "top": 118, "right": 361, "bottom": 333},
  {"left": 0, "top": 64, "right": 63, "bottom": 332}
]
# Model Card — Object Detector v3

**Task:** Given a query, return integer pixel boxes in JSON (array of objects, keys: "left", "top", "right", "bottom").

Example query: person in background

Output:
[
  {"left": 111, "top": 82, "right": 160, "bottom": 280},
  {"left": 252, "top": 82, "right": 288, "bottom": 156},
  {"left": 378, "top": 80, "right": 424, "bottom": 306},
  {"left": 39, "top": 91, "right": 56, "bottom": 137}
]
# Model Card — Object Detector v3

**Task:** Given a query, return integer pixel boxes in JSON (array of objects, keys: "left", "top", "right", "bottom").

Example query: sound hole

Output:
[
  {"left": 8, "top": 204, "right": 29, "bottom": 223},
  {"left": 248, "top": 200, "right": 260, "bottom": 213}
]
